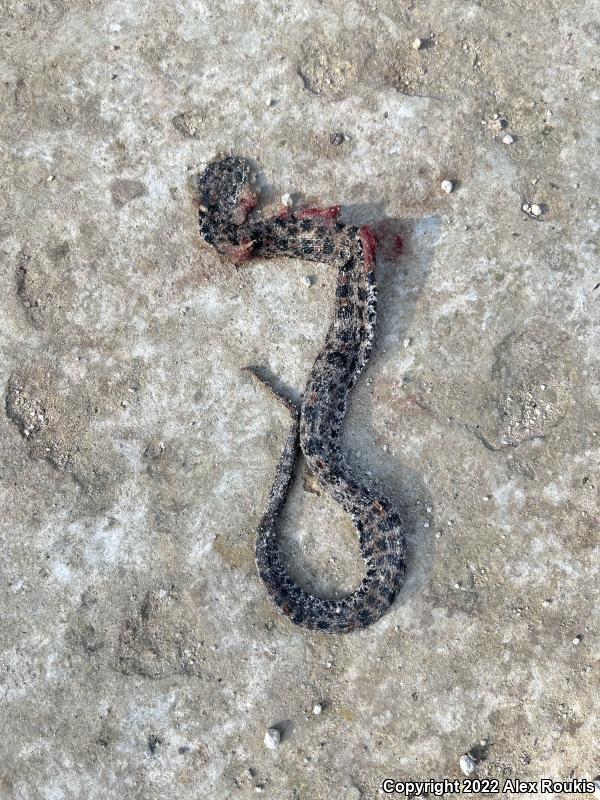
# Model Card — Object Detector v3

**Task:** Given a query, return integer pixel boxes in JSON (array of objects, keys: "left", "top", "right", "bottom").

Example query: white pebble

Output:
[
  {"left": 266, "top": 97, "right": 275, "bottom": 107},
  {"left": 264, "top": 728, "right": 281, "bottom": 749},
  {"left": 441, "top": 180, "right": 454, "bottom": 194},
  {"left": 530, "top": 203, "right": 542, "bottom": 216},
  {"left": 281, "top": 192, "right": 292, "bottom": 206},
  {"left": 423, "top": 521, "right": 430, "bottom": 528},
  {"left": 303, "top": 275, "right": 313, "bottom": 287},
  {"left": 46, "top": 174, "right": 55, "bottom": 182},
  {"left": 502, "top": 134, "right": 514, "bottom": 145},
  {"left": 412, "top": 37, "right": 422, "bottom": 50},
  {"left": 403, "top": 337, "right": 412, "bottom": 348},
  {"left": 459, "top": 753, "right": 477, "bottom": 776},
  {"left": 313, "top": 704, "right": 322, "bottom": 715},
  {"left": 572, "top": 634, "right": 582, "bottom": 645}
]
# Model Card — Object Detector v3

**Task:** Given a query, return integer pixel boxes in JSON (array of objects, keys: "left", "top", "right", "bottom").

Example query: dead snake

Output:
[{"left": 196, "top": 156, "right": 406, "bottom": 633}]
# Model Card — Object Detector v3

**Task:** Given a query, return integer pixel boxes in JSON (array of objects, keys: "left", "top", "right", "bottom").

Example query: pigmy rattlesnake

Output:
[{"left": 196, "top": 156, "right": 406, "bottom": 633}]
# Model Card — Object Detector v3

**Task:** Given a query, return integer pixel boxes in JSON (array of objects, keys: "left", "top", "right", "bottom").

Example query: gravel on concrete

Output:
[{"left": 1, "top": 1, "right": 600, "bottom": 798}]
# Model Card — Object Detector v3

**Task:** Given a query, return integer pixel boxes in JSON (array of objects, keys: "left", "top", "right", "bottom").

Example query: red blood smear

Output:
[
  {"left": 359, "top": 225, "right": 377, "bottom": 271},
  {"left": 295, "top": 205, "right": 341, "bottom": 221},
  {"left": 217, "top": 240, "right": 255, "bottom": 265}
]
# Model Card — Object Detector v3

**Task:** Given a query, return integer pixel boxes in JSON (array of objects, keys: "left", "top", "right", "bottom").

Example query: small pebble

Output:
[
  {"left": 542, "top": 599, "right": 551, "bottom": 607},
  {"left": 522, "top": 202, "right": 542, "bottom": 217},
  {"left": 303, "top": 275, "right": 313, "bottom": 287},
  {"left": 403, "top": 337, "right": 412, "bottom": 348},
  {"left": 502, "top": 134, "right": 514, "bottom": 145},
  {"left": 329, "top": 131, "right": 345, "bottom": 146},
  {"left": 412, "top": 37, "right": 422, "bottom": 50},
  {"left": 46, "top": 175, "right": 55, "bottom": 182},
  {"left": 572, "top": 634, "right": 583, "bottom": 645},
  {"left": 266, "top": 97, "right": 275, "bottom": 107},
  {"left": 264, "top": 728, "right": 281, "bottom": 749},
  {"left": 281, "top": 192, "right": 292, "bottom": 206},
  {"left": 313, "top": 703, "right": 322, "bottom": 715},
  {"left": 459, "top": 753, "right": 477, "bottom": 776},
  {"left": 441, "top": 179, "right": 454, "bottom": 194},
  {"left": 423, "top": 521, "right": 430, "bottom": 528}
]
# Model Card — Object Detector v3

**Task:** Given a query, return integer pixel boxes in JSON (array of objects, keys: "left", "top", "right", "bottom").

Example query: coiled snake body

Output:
[{"left": 197, "top": 156, "right": 406, "bottom": 633}]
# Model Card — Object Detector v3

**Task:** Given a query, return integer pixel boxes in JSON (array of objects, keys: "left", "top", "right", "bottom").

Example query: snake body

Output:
[{"left": 197, "top": 156, "right": 406, "bottom": 633}]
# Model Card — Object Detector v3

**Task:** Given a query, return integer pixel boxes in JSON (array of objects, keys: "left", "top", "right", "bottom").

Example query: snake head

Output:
[{"left": 197, "top": 156, "right": 258, "bottom": 228}]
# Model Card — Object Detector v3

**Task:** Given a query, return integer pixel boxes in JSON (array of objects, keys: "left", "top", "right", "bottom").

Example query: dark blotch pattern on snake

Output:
[{"left": 196, "top": 156, "right": 406, "bottom": 633}]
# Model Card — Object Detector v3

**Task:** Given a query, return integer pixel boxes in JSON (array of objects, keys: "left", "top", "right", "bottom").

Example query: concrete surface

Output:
[{"left": 1, "top": 1, "right": 600, "bottom": 798}]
